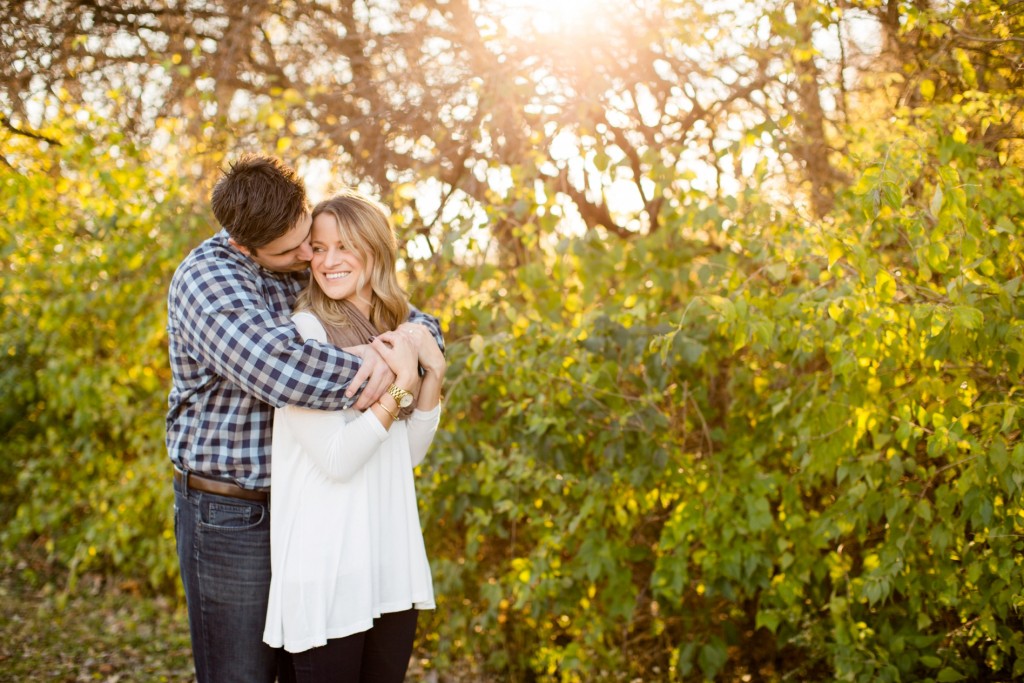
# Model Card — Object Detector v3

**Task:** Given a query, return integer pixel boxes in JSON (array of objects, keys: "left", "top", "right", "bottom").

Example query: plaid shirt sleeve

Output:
[{"left": 171, "top": 258, "right": 363, "bottom": 410}]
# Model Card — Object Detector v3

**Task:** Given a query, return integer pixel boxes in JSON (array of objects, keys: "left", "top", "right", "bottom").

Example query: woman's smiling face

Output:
[{"left": 310, "top": 212, "right": 374, "bottom": 310}]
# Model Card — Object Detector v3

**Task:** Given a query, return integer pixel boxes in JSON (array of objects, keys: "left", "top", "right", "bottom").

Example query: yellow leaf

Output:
[
  {"left": 875, "top": 271, "right": 896, "bottom": 300},
  {"left": 793, "top": 47, "right": 816, "bottom": 62},
  {"left": 828, "top": 244, "right": 845, "bottom": 270},
  {"left": 920, "top": 79, "right": 935, "bottom": 101},
  {"left": 266, "top": 113, "right": 286, "bottom": 130}
]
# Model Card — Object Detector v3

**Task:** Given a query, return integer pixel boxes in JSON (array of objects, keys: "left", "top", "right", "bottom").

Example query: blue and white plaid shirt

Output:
[{"left": 166, "top": 229, "right": 443, "bottom": 490}]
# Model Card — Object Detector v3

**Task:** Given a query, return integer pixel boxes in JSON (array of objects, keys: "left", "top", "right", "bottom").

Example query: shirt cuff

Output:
[{"left": 411, "top": 405, "right": 441, "bottom": 421}]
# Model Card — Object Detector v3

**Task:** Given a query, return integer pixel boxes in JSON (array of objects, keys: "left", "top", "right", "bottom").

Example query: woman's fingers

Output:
[{"left": 371, "top": 334, "right": 418, "bottom": 384}]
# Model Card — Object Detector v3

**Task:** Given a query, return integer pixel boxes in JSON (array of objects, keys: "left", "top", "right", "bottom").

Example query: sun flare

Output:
[{"left": 490, "top": 0, "right": 611, "bottom": 34}]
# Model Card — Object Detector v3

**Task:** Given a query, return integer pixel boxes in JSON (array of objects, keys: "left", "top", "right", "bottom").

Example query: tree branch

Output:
[{"left": 0, "top": 115, "right": 62, "bottom": 146}]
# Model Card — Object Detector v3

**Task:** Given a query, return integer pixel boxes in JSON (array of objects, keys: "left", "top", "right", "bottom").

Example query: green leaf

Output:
[
  {"left": 875, "top": 271, "right": 897, "bottom": 300},
  {"left": 937, "top": 667, "right": 966, "bottom": 682},
  {"left": 951, "top": 305, "right": 983, "bottom": 331},
  {"left": 766, "top": 262, "right": 788, "bottom": 282},
  {"left": 756, "top": 610, "right": 781, "bottom": 634},
  {"left": 746, "top": 495, "right": 773, "bottom": 532},
  {"left": 853, "top": 166, "right": 882, "bottom": 195},
  {"left": 698, "top": 638, "right": 728, "bottom": 679},
  {"left": 926, "top": 242, "right": 951, "bottom": 272},
  {"left": 1002, "top": 406, "right": 1018, "bottom": 434},
  {"left": 880, "top": 181, "right": 903, "bottom": 210},
  {"left": 706, "top": 295, "right": 736, "bottom": 322},
  {"left": 929, "top": 184, "right": 944, "bottom": 216}
]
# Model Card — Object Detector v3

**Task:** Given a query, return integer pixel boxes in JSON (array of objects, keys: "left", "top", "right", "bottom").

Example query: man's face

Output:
[{"left": 230, "top": 213, "right": 313, "bottom": 273}]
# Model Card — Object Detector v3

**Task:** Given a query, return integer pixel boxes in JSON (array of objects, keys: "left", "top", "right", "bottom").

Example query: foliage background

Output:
[{"left": 1, "top": 1, "right": 1022, "bottom": 680}]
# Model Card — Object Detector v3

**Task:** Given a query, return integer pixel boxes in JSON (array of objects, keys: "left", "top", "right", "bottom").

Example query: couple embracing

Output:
[{"left": 166, "top": 155, "right": 444, "bottom": 682}]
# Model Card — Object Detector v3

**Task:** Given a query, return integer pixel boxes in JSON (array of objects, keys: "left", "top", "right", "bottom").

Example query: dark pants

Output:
[
  {"left": 291, "top": 609, "right": 419, "bottom": 683},
  {"left": 174, "top": 477, "right": 292, "bottom": 683}
]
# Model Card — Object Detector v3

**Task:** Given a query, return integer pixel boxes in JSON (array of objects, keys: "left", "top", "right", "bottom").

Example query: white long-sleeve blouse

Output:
[{"left": 263, "top": 312, "right": 438, "bottom": 654}]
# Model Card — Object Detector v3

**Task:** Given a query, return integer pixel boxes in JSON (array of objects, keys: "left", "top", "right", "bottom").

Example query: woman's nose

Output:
[{"left": 323, "top": 246, "right": 343, "bottom": 266}]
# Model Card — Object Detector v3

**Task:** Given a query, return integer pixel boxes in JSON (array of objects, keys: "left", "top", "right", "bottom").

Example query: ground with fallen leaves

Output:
[
  {"left": 1, "top": 551, "right": 194, "bottom": 682},
  {"left": 0, "top": 550, "right": 450, "bottom": 683}
]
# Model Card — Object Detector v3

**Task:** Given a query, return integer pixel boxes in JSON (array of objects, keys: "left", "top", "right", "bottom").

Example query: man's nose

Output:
[{"left": 297, "top": 241, "right": 313, "bottom": 261}]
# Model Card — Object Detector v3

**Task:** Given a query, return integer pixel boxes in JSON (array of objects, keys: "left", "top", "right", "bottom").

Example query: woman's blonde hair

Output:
[{"left": 294, "top": 189, "right": 409, "bottom": 333}]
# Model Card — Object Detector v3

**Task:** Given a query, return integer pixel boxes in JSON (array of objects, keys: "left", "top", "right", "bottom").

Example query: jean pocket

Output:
[{"left": 200, "top": 498, "right": 266, "bottom": 530}]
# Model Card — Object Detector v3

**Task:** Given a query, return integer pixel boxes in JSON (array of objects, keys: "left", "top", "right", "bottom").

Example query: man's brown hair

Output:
[{"left": 210, "top": 154, "right": 309, "bottom": 250}]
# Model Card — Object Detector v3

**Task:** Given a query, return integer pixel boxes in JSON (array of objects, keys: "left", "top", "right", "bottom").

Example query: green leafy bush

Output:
[
  {"left": 1, "top": 111, "right": 204, "bottom": 591},
  {"left": 416, "top": 98, "right": 1023, "bottom": 681}
]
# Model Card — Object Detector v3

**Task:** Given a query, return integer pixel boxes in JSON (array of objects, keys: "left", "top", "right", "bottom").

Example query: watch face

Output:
[{"left": 390, "top": 384, "right": 413, "bottom": 408}]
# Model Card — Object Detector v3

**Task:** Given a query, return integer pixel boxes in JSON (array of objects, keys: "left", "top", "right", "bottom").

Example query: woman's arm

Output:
[
  {"left": 279, "top": 405, "right": 389, "bottom": 482},
  {"left": 406, "top": 405, "right": 440, "bottom": 468},
  {"left": 397, "top": 323, "right": 446, "bottom": 411},
  {"left": 375, "top": 325, "right": 446, "bottom": 466},
  {"left": 273, "top": 313, "right": 390, "bottom": 482}
]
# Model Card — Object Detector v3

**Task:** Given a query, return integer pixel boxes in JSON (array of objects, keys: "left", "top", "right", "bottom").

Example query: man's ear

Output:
[{"left": 227, "top": 238, "right": 253, "bottom": 257}]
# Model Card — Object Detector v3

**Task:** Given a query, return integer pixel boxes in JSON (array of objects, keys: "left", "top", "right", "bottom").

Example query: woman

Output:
[{"left": 263, "top": 189, "right": 445, "bottom": 682}]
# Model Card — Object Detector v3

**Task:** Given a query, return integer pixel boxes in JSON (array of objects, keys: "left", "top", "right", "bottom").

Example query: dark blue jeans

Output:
[{"left": 174, "top": 476, "right": 291, "bottom": 683}]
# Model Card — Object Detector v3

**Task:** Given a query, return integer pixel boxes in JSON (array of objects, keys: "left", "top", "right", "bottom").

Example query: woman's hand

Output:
[
  {"left": 396, "top": 323, "right": 446, "bottom": 378},
  {"left": 370, "top": 330, "right": 420, "bottom": 391}
]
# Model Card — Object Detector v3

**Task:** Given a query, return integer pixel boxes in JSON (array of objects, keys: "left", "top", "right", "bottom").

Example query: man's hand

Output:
[{"left": 344, "top": 344, "right": 398, "bottom": 410}]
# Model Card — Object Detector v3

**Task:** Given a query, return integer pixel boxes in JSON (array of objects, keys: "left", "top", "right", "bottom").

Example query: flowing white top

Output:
[{"left": 263, "top": 312, "right": 437, "bottom": 654}]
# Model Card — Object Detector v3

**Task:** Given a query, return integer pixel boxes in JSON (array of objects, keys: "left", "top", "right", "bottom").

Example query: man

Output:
[{"left": 166, "top": 154, "right": 442, "bottom": 683}]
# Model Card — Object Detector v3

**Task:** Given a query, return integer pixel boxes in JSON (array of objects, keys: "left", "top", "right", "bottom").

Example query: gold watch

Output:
[{"left": 386, "top": 383, "right": 414, "bottom": 408}]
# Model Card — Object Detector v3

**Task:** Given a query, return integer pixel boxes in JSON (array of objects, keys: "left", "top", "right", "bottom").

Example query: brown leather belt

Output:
[{"left": 174, "top": 468, "right": 269, "bottom": 503}]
